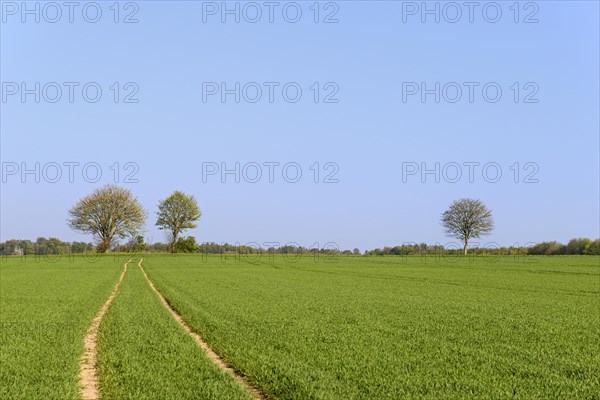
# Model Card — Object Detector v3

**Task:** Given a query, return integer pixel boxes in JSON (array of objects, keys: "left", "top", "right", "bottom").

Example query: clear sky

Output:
[{"left": 1, "top": 1, "right": 598, "bottom": 251}]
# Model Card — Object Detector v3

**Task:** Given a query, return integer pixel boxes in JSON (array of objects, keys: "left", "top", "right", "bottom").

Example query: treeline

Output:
[
  {"left": 0, "top": 237, "right": 95, "bottom": 255},
  {"left": 0, "top": 237, "right": 343, "bottom": 256},
  {"left": 1, "top": 236, "right": 598, "bottom": 256},
  {"left": 129, "top": 240, "right": 345, "bottom": 255},
  {"left": 527, "top": 238, "right": 599, "bottom": 255},
  {"left": 364, "top": 238, "right": 600, "bottom": 256}
]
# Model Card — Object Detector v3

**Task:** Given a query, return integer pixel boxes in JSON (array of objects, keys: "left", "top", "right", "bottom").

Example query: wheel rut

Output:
[
  {"left": 79, "top": 258, "right": 131, "bottom": 400},
  {"left": 137, "top": 258, "right": 266, "bottom": 400}
]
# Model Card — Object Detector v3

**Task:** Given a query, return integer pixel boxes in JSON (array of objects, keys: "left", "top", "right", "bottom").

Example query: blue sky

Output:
[{"left": 1, "top": 1, "right": 598, "bottom": 251}]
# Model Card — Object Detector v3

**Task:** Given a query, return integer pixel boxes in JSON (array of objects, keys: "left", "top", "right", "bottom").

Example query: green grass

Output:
[
  {"left": 1, "top": 253, "right": 598, "bottom": 399},
  {"left": 143, "top": 254, "right": 600, "bottom": 399},
  {"left": 0, "top": 255, "right": 124, "bottom": 400},
  {"left": 96, "top": 259, "right": 252, "bottom": 400}
]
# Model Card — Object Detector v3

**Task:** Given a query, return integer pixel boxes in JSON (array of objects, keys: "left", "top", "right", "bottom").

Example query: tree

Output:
[
  {"left": 67, "top": 185, "right": 147, "bottom": 253},
  {"left": 155, "top": 191, "right": 201, "bottom": 253},
  {"left": 528, "top": 241, "right": 565, "bottom": 255},
  {"left": 584, "top": 239, "right": 600, "bottom": 255},
  {"left": 566, "top": 238, "right": 591, "bottom": 255},
  {"left": 441, "top": 198, "right": 494, "bottom": 255}
]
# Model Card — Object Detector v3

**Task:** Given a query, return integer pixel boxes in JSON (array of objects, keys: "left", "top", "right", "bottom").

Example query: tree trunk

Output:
[
  {"left": 99, "top": 236, "right": 111, "bottom": 253},
  {"left": 463, "top": 240, "right": 468, "bottom": 255},
  {"left": 170, "top": 232, "right": 178, "bottom": 253}
]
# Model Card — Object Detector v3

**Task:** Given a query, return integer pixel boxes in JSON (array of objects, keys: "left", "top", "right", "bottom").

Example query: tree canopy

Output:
[
  {"left": 67, "top": 185, "right": 147, "bottom": 252},
  {"left": 441, "top": 198, "right": 494, "bottom": 254},
  {"left": 156, "top": 191, "right": 201, "bottom": 252}
]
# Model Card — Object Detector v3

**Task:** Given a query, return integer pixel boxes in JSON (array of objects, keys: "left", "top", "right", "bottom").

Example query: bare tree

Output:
[
  {"left": 67, "top": 185, "right": 147, "bottom": 252},
  {"left": 155, "top": 191, "right": 201, "bottom": 253},
  {"left": 441, "top": 198, "right": 494, "bottom": 255}
]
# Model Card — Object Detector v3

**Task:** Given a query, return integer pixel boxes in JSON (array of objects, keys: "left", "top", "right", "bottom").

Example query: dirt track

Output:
[
  {"left": 137, "top": 258, "right": 265, "bottom": 400},
  {"left": 79, "top": 259, "right": 130, "bottom": 400}
]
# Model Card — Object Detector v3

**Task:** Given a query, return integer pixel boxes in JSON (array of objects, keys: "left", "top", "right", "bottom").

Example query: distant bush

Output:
[{"left": 175, "top": 236, "right": 199, "bottom": 253}]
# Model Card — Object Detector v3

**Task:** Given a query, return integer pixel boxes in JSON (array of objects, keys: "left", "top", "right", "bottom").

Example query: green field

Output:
[
  {"left": 1, "top": 254, "right": 599, "bottom": 399},
  {"left": 97, "top": 259, "right": 251, "bottom": 400},
  {"left": 0, "top": 255, "right": 122, "bottom": 399}
]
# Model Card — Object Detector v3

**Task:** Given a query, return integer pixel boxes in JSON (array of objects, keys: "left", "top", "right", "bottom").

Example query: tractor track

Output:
[
  {"left": 79, "top": 258, "right": 131, "bottom": 400},
  {"left": 137, "top": 258, "right": 266, "bottom": 400}
]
